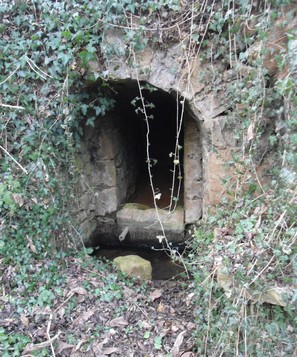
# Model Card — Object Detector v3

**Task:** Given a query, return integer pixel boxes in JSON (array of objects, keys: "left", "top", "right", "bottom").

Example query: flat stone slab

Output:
[
  {"left": 116, "top": 203, "right": 185, "bottom": 244},
  {"left": 117, "top": 203, "right": 184, "bottom": 232}
]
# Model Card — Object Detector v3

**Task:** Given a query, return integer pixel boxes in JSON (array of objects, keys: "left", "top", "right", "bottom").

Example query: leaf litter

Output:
[{"left": 0, "top": 255, "right": 197, "bottom": 356}]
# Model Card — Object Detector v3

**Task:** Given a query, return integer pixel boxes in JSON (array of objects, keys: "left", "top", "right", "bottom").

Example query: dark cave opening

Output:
[
  {"left": 112, "top": 80, "right": 184, "bottom": 209},
  {"left": 79, "top": 78, "right": 202, "bottom": 246}
]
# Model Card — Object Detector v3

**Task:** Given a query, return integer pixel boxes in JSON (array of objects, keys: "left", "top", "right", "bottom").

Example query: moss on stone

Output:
[{"left": 120, "top": 203, "right": 150, "bottom": 210}]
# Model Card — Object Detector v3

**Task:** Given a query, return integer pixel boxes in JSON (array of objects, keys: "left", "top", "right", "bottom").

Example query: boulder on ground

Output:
[{"left": 113, "top": 255, "right": 152, "bottom": 280}]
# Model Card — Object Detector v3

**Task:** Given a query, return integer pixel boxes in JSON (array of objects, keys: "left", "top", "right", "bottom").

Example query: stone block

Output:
[
  {"left": 92, "top": 161, "right": 117, "bottom": 187},
  {"left": 203, "top": 116, "right": 239, "bottom": 149},
  {"left": 194, "top": 93, "right": 227, "bottom": 120},
  {"left": 113, "top": 255, "right": 152, "bottom": 280},
  {"left": 184, "top": 117, "right": 203, "bottom": 223},
  {"left": 94, "top": 187, "right": 118, "bottom": 215},
  {"left": 185, "top": 179, "right": 203, "bottom": 197},
  {"left": 216, "top": 263, "right": 233, "bottom": 291},
  {"left": 116, "top": 204, "right": 185, "bottom": 244},
  {"left": 79, "top": 218, "right": 97, "bottom": 245},
  {"left": 211, "top": 118, "right": 226, "bottom": 148},
  {"left": 185, "top": 198, "right": 202, "bottom": 224},
  {"left": 117, "top": 204, "right": 184, "bottom": 233},
  {"left": 204, "top": 149, "right": 234, "bottom": 207},
  {"left": 256, "top": 287, "right": 292, "bottom": 307}
]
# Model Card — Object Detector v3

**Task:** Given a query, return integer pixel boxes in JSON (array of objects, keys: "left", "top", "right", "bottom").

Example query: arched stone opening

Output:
[
  {"left": 111, "top": 79, "right": 184, "bottom": 209},
  {"left": 75, "top": 79, "right": 203, "bottom": 247}
]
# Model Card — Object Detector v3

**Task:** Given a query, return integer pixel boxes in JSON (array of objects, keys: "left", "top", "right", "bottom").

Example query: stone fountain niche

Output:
[{"left": 76, "top": 79, "right": 202, "bottom": 247}]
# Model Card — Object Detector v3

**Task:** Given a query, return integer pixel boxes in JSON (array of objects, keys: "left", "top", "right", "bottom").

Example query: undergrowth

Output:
[
  {"left": 184, "top": 1, "right": 297, "bottom": 354},
  {"left": 0, "top": 0, "right": 296, "bottom": 356}
]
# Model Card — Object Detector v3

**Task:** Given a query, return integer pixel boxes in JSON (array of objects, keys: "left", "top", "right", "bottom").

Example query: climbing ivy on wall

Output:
[
  {"left": 182, "top": 1, "right": 297, "bottom": 355},
  {"left": 0, "top": 1, "right": 186, "bottom": 258},
  {"left": 0, "top": 0, "right": 296, "bottom": 354}
]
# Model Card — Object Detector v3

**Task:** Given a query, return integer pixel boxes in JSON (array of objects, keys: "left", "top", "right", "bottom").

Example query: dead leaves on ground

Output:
[{"left": 1, "top": 256, "right": 197, "bottom": 356}]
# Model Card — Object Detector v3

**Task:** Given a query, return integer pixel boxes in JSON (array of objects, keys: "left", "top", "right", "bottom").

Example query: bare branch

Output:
[{"left": 0, "top": 145, "right": 28, "bottom": 175}]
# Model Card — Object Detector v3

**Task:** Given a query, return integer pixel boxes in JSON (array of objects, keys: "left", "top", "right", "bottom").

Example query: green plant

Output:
[
  {"left": 0, "top": 329, "right": 31, "bottom": 357},
  {"left": 182, "top": 1, "right": 297, "bottom": 355},
  {"left": 0, "top": 0, "right": 296, "bottom": 355}
]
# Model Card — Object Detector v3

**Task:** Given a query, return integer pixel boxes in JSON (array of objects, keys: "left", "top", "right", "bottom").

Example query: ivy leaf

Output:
[
  {"left": 58, "top": 52, "right": 72, "bottom": 66},
  {"left": 61, "top": 31, "right": 72, "bottom": 40},
  {"left": 143, "top": 331, "right": 150, "bottom": 339},
  {"left": 79, "top": 50, "right": 95, "bottom": 68},
  {"left": 154, "top": 336, "right": 163, "bottom": 350},
  {"left": 192, "top": 33, "right": 199, "bottom": 43},
  {"left": 81, "top": 104, "right": 89, "bottom": 115}
]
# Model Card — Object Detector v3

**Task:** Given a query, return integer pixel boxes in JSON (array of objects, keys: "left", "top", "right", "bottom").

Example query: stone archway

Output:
[{"left": 74, "top": 79, "right": 203, "bottom": 246}]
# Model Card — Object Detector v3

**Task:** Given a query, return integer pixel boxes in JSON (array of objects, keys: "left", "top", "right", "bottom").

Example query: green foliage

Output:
[
  {"left": 0, "top": 329, "right": 31, "bottom": 357},
  {"left": 183, "top": 1, "right": 297, "bottom": 355},
  {"left": 0, "top": 0, "right": 296, "bottom": 355},
  {"left": 0, "top": 0, "right": 124, "bottom": 261}
]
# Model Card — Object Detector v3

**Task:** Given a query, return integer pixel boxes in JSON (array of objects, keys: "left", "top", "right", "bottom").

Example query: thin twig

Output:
[
  {"left": 204, "top": 271, "right": 215, "bottom": 355},
  {"left": 54, "top": 292, "right": 75, "bottom": 313},
  {"left": 249, "top": 155, "right": 266, "bottom": 196},
  {"left": 0, "top": 103, "right": 25, "bottom": 110},
  {"left": 249, "top": 255, "right": 275, "bottom": 286},
  {"left": 0, "top": 64, "right": 21, "bottom": 86},
  {"left": 26, "top": 59, "right": 47, "bottom": 80},
  {"left": 46, "top": 314, "right": 56, "bottom": 357},
  {"left": 22, "top": 331, "right": 61, "bottom": 355},
  {"left": 0, "top": 145, "right": 28, "bottom": 174},
  {"left": 26, "top": 56, "right": 53, "bottom": 79}
]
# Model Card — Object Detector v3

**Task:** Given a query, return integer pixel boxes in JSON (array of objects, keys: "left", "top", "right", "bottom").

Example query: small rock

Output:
[
  {"left": 113, "top": 255, "right": 152, "bottom": 280},
  {"left": 257, "top": 287, "right": 292, "bottom": 307},
  {"left": 216, "top": 263, "right": 233, "bottom": 291}
]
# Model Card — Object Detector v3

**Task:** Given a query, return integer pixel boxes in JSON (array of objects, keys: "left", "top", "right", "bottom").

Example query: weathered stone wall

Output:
[
  {"left": 90, "top": 29, "right": 240, "bottom": 214},
  {"left": 184, "top": 117, "right": 203, "bottom": 223},
  {"left": 73, "top": 113, "right": 138, "bottom": 242},
  {"left": 72, "top": 11, "right": 296, "bottom": 245}
]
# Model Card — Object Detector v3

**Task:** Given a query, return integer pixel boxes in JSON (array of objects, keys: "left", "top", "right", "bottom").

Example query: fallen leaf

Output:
[
  {"left": 170, "top": 307, "right": 176, "bottom": 314},
  {"left": 89, "top": 341, "right": 103, "bottom": 355},
  {"left": 108, "top": 316, "right": 129, "bottom": 328},
  {"left": 149, "top": 289, "right": 163, "bottom": 302},
  {"left": 123, "top": 286, "right": 135, "bottom": 298},
  {"left": 186, "top": 322, "right": 196, "bottom": 330},
  {"left": 26, "top": 235, "right": 37, "bottom": 254},
  {"left": 164, "top": 320, "right": 172, "bottom": 328},
  {"left": 13, "top": 193, "right": 23, "bottom": 207},
  {"left": 57, "top": 307, "right": 65, "bottom": 318},
  {"left": 0, "top": 318, "right": 16, "bottom": 327},
  {"left": 73, "top": 309, "right": 96, "bottom": 326},
  {"left": 70, "top": 286, "right": 88, "bottom": 295},
  {"left": 171, "top": 330, "right": 187, "bottom": 357},
  {"left": 247, "top": 121, "right": 255, "bottom": 141},
  {"left": 20, "top": 314, "right": 29, "bottom": 327},
  {"left": 68, "top": 286, "right": 88, "bottom": 302},
  {"left": 22, "top": 331, "right": 62, "bottom": 355},
  {"left": 74, "top": 339, "right": 87, "bottom": 351},
  {"left": 89, "top": 280, "right": 100, "bottom": 288},
  {"left": 136, "top": 340, "right": 146, "bottom": 351},
  {"left": 90, "top": 337, "right": 110, "bottom": 354},
  {"left": 103, "top": 347, "right": 120, "bottom": 354},
  {"left": 56, "top": 341, "right": 75, "bottom": 354},
  {"left": 157, "top": 302, "right": 165, "bottom": 313},
  {"left": 171, "top": 325, "right": 179, "bottom": 333},
  {"left": 141, "top": 320, "right": 153, "bottom": 330},
  {"left": 185, "top": 293, "right": 195, "bottom": 306}
]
